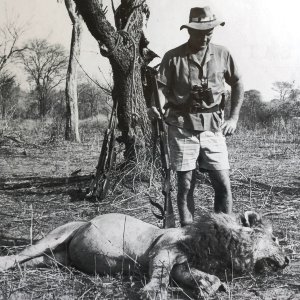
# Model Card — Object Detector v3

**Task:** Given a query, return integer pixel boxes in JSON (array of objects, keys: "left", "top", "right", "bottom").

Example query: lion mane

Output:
[{"left": 177, "top": 213, "right": 256, "bottom": 276}]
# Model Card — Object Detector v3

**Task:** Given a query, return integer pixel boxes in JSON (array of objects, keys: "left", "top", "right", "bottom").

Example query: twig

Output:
[
  {"left": 74, "top": 55, "right": 111, "bottom": 95},
  {"left": 111, "top": 165, "right": 136, "bottom": 194},
  {"left": 288, "top": 282, "right": 300, "bottom": 287},
  {"left": 30, "top": 204, "right": 34, "bottom": 245},
  {"left": 0, "top": 175, "right": 92, "bottom": 190},
  {"left": 2, "top": 134, "right": 22, "bottom": 144},
  {"left": 79, "top": 288, "right": 93, "bottom": 299},
  {"left": 249, "top": 177, "right": 252, "bottom": 208},
  {"left": 121, "top": 216, "right": 127, "bottom": 282},
  {"left": 234, "top": 169, "right": 249, "bottom": 181},
  {"left": 111, "top": 191, "right": 143, "bottom": 205},
  {"left": 260, "top": 186, "right": 273, "bottom": 210},
  {"left": 263, "top": 208, "right": 294, "bottom": 217},
  {"left": 111, "top": 0, "right": 116, "bottom": 15},
  {"left": 12, "top": 215, "right": 49, "bottom": 222},
  {"left": 98, "top": 66, "right": 112, "bottom": 90},
  {"left": 121, "top": 204, "right": 149, "bottom": 211}
]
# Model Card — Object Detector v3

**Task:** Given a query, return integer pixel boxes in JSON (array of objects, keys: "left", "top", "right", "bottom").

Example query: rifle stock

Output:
[
  {"left": 152, "top": 77, "right": 175, "bottom": 228},
  {"left": 162, "top": 168, "right": 175, "bottom": 228},
  {"left": 86, "top": 102, "right": 117, "bottom": 201}
]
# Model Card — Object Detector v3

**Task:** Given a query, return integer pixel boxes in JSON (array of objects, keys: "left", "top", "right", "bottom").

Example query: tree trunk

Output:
[
  {"left": 65, "top": 0, "right": 83, "bottom": 142},
  {"left": 41, "top": 94, "right": 47, "bottom": 118},
  {"left": 36, "top": 85, "right": 46, "bottom": 119},
  {"left": 73, "top": 0, "right": 151, "bottom": 159},
  {"left": 1, "top": 94, "right": 6, "bottom": 119}
]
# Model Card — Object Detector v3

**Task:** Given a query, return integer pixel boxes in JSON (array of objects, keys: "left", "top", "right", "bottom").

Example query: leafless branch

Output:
[{"left": 74, "top": 55, "right": 111, "bottom": 95}]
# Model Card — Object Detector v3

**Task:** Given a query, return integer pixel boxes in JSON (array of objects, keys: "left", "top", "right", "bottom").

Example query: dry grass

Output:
[{"left": 0, "top": 118, "right": 299, "bottom": 299}]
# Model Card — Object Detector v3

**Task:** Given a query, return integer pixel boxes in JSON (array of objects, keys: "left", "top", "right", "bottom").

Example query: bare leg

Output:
[
  {"left": 0, "top": 221, "right": 86, "bottom": 271},
  {"left": 208, "top": 169, "right": 232, "bottom": 213},
  {"left": 177, "top": 170, "right": 196, "bottom": 226},
  {"left": 140, "top": 249, "right": 177, "bottom": 300},
  {"left": 23, "top": 249, "right": 70, "bottom": 268}
]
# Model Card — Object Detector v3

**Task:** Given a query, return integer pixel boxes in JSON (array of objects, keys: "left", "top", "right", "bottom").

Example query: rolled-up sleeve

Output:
[
  {"left": 224, "top": 53, "right": 241, "bottom": 86},
  {"left": 158, "top": 52, "right": 173, "bottom": 88},
  {"left": 156, "top": 52, "right": 174, "bottom": 104}
]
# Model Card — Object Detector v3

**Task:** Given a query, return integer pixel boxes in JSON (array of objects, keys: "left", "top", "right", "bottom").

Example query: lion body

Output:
[
  {"left": 68, "top": 214, "right": 162, "bottom": 274},
  {"left": 0, "top": 212, "right": 288, "bottom": 299}
]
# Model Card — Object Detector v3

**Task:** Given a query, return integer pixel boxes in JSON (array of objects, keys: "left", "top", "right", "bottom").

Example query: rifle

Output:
[
  {"left": 86, "top": 101, "right": 117, "bottom": 201},
  {"left": 151, "top": 75, "right": 175, "bottom": 228}
]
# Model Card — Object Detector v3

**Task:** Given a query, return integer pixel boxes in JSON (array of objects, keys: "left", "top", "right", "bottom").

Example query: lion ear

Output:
[{"left": 241, "top": 211, "right": 261, "bottom": 228}]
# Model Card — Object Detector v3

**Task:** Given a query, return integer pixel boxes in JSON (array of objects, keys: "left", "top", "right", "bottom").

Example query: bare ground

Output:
[{"left": 0, "top": 120, "right": 299, "bottom": 299}]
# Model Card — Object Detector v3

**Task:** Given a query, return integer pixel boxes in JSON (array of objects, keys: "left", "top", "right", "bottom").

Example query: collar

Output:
[{"left": 183, "top": 42, "right": 213, "bottom": 67}]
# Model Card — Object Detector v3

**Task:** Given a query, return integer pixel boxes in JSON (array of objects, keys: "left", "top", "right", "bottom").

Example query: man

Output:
[{"left": 148, "top": 6, "right": 244, "bottom": 226}]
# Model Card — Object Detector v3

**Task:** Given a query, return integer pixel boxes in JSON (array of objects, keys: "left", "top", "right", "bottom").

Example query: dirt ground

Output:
[{"left": 0, "top": 120, "right": 299, "bottom": 299}]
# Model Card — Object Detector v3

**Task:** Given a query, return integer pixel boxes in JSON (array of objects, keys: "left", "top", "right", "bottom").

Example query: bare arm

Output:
[
  {"left": 147, "top": 83, "right": 168, "bottom": 120},
  {"left": 221, "top": 80, "right": 244, "bottom": 136}
]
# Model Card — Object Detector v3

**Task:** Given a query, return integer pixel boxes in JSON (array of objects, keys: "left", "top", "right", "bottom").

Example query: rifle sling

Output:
[{"left": 149, "top": 196, "right": 164, "bottom": 220}]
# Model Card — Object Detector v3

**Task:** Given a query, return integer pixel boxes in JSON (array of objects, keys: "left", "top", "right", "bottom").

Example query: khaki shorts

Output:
[{"left": 168, "top": 126, "right": 230, "bottom": 171}]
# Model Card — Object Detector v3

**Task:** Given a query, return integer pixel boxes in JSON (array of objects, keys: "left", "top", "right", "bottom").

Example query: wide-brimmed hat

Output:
[{"left": 180, "top": 6, "right": 225, "bottom": 31}]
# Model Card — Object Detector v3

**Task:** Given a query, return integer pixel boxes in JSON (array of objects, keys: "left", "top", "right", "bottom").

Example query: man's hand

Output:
[
  {"left": 147, "top": 106, "right": 160, "bottom": 121},
  {"left": 221, "top": 118, "right": 238, "bottom": 136}
]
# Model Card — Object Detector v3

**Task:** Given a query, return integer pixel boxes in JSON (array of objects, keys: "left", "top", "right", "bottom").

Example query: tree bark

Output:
[
  {"left": 65, "top": 0, "right": 83, "bottom": 142},
  {"left": 73, "top": 0, "right": 151, "bottom": 159},
  {"left": 1, "top": 94, "right": 5, "bottom": 119},
  {"left": 36, "top": 85, "right": 46, "bottom": 118}
]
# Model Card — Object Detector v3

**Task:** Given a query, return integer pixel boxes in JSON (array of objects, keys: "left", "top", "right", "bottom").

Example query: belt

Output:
[{"left": 164, "top": 102, "right": 220, "bottom": 113}]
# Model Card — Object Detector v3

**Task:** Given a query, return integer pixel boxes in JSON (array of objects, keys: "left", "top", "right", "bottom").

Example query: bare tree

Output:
[
  {"left": 272, "top": 81, "right": 295, "bottom": 102},
  {"left": 0, "top": 16, "right": 27, "bottom": 73},
  {"left": 64, "top": 0, "right": 83, "bottom": 142},
  {"left": 289, "top": 88, "right": 300, "bottom": 102},
  {"left": 19, "top": 39, "right": 68, "bottom": 118},
  {"left": 73, "top": 0, "right": 157, "bottom": 159},
  {"left": 0, "top": 14, "right": 27, "bottom": 120},
  {"left": 0, "top": 72, "right": 18, "bottom": 119},
  {"left": 78, "top": 80, "right": 110, "bottom": 119}
]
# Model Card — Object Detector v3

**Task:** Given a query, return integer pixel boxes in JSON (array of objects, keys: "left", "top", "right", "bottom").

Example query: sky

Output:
[{"left": 1, "top": 0, "right": 300, "bottom": 101}]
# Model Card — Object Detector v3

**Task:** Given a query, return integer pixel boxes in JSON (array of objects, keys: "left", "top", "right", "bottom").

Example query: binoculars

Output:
[{"left": 190, "top": 78, "right": 214, "bottom": 106}]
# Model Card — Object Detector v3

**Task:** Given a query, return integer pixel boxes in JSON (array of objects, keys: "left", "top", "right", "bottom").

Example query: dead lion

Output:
[{"left": 0, "top": 211, "right": 289, "bottom": 299}]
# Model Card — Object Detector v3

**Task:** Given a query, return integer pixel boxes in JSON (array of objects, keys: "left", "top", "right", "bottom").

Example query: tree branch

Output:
[{"left": 73, "top": 0, "right": 117, "bottom": 51}]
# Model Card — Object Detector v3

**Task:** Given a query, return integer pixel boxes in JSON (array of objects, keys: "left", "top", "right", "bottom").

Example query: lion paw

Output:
[
  {"left": 140, "top": 284, "right": 168, "bottom": 300},
  {"left": 0, "top": 256, "right": 16, "bottom": 271},
  {"left": 196, "top": 280, "right": 229, "bottom": 299}
]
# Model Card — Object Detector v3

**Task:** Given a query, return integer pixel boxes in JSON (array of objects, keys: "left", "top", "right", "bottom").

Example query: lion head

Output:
[
  {"left": 177, "top": 211, "right": 289, "bottom": 278},
  {"left": 242, "top": 211, "right": 289, "bottom": 273}
]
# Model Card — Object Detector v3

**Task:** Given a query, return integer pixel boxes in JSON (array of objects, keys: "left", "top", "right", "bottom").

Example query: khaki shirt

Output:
[{"left": 158, "top": 42, "right": 241, "bottom": 131}]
